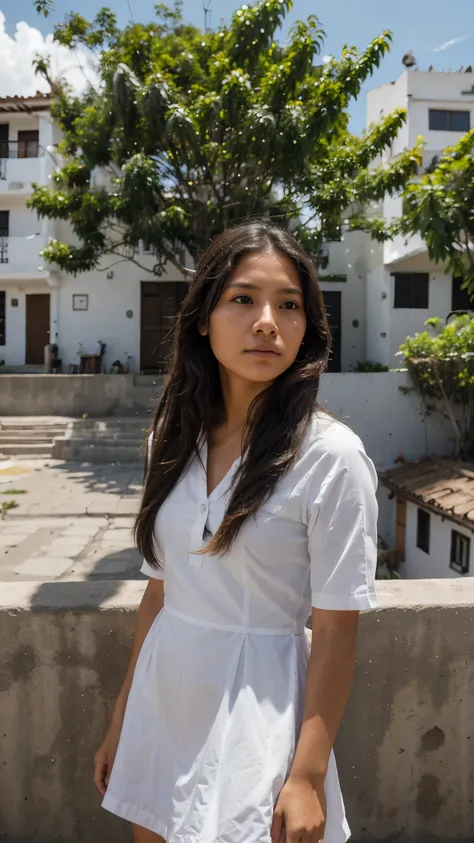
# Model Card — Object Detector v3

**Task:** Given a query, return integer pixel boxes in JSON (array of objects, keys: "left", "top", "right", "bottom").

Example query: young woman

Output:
[{"left": 95, "top": 222, "right": 378, "bottom": 843}]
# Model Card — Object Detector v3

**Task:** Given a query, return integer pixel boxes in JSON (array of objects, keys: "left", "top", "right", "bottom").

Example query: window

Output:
[
  {"left": 17, "top": 130, "right": 39, "bottom": 159},
  {"left": 416, "top": 508, "right": 430, "bottom": 554},
  {"left": 452, "top": 276, "right": 472, "bottom": 312},
  {"left": 0, "top": 291, "right": 4, "bottom": 345},
  {"left": 0, "top": 124, "right": 8, "bottom": 159},
  {"left": 429, "top": 110, "right": 471, "bottom": 132},
  {"left": 450, "top": 530, "right": 470, "bottom": 575},
  {"left": 393, "top": 273, "right": 429, "bottom": 309}
]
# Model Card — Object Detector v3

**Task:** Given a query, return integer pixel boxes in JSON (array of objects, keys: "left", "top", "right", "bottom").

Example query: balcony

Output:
[
  {"left": 0, "top": 142, "right": 50, "bottom": 194},
  {"left": 0, "top": 234, "right": 50, "bottom": 280}
]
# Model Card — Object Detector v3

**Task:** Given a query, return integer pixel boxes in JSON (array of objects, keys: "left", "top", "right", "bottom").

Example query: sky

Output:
[{"left": 0, "top": 0, "right": 473, "bottom": 132}]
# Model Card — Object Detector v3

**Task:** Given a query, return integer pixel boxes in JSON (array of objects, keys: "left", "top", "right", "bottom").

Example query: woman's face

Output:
[{"left": 201, "top": 250, "right": 307, "bottom": 384}]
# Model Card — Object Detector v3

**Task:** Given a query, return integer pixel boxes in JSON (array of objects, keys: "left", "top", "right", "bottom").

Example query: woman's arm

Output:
[
  {"left": 94, "top": 577, "right": 164, "bottom": 795},
  {"left": 272, "top": 608, "right": 359, "bottom": 843}
]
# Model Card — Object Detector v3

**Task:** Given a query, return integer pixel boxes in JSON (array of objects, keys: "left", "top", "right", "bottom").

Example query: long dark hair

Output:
[{"left": 135, "top": 222, "right": 330, "bottom": 568}]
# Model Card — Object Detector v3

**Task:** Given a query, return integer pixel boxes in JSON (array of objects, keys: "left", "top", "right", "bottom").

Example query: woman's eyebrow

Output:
[{"left": 227, "top": 281, "right": 303, "bottom": 297}]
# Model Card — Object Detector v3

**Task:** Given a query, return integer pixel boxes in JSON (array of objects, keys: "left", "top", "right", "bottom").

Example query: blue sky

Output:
[{"left": 1, "top": 0, "right": 473, "bottom": 132}]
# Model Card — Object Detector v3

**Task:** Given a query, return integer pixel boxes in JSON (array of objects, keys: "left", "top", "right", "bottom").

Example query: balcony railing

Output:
[{"left": 0, "top": 140, "right": 41, "bottom": 161}]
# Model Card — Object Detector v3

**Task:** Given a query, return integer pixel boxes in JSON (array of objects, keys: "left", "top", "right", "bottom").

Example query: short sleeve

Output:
[
  {"left": 307, "top": 438, "right": 378, "bottom": 612},
  {"left": 140, "top": 431, "right": 165, "bottom": 581}
]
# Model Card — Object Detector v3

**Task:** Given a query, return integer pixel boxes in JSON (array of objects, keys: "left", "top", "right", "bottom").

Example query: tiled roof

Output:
[
  {"left": 380, "top": 458, "right": 474, "bottom": 532},
  {"left": 0, "top": 92, "right": 51, "bottom": 113}
]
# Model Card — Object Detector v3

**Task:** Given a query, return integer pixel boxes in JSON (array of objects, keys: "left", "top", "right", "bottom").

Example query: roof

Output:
[
  {"left": 380, "top": 458, "right": 474, "bottom": 533},
  {"left": 0, "top": 92, "right": 51, "bottom": 114}
]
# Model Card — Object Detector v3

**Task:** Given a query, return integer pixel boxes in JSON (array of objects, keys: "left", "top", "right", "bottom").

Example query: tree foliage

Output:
[
  {"left": 30, "top": 0, "right": 421, "bottom": 276},
  {"left": 400, "top": 131, "right": 474, "bottom": 293},
  {"left": 399, "top": 315, "right": 474, "bottom": 459}
]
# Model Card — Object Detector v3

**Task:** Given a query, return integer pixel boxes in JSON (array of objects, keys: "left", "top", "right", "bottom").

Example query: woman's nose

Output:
[{"left": 253, "top": 304, "right": 278, "bottom": 335}]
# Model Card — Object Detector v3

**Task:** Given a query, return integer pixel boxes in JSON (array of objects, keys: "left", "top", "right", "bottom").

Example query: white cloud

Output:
[
  {"left": 433, "top": 35, "right": 469, "bottom": 52},
  {"left": 0, "top": 11, "right": 99, "bottom": 97}
]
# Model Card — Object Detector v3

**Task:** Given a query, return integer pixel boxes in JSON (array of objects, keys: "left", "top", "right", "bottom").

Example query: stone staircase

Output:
[
  {"left": 0, "top": 420, "right": 69, "bottom": 459},
  {"left": 52, "top": 418, "right": 150, "bottom": 463}
]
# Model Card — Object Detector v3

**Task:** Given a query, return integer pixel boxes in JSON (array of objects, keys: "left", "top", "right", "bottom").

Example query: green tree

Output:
[
  {"left": 30, "top": 0, "right": 420, "bottom": 276},
  {"left": 399, "top": 130, "right": 474, "bottom": 295},
  {"left": 399, "top": 314, "right": 474, "bottom": 459}
]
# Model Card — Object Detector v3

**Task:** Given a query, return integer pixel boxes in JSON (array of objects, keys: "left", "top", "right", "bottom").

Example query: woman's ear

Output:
[{"left": 198, "top": 323, "right": 208, "bottom": 337}]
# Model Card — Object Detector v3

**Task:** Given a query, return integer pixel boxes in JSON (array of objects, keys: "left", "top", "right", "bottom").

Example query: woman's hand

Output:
[
  {"left": 271, "top": 776, "right": 327, "bottom": 843},
  {"left": 94, "top": 717, "right": 123, "bottom": 797}
]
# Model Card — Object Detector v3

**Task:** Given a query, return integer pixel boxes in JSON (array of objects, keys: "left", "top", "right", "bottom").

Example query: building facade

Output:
[{"left": 0, "top": 69, "right": 473, "bottom": 374}]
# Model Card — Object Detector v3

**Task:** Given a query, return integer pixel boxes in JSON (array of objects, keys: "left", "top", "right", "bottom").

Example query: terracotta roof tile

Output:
[{"left": 380, "top": 458, "right": 474, "bottom": 533}]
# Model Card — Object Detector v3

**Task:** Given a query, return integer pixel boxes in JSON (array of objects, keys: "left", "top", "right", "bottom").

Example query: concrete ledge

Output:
[
  {"left": 1, "top": 580, "right": 474, "bottom": 842},
  {"left": 0, "top": 374, "right": 136, "bottom": 417}
]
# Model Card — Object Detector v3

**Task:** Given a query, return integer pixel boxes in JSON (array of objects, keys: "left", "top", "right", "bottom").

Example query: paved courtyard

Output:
[{"left": 0, "top": 457, "right": 146, "bottom": 582}]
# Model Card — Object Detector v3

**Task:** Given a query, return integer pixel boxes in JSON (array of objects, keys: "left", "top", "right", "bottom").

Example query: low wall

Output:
[
  {"left": 1, "top": 580, "right": 473, "bottom": 843},
  {"left": 0, "top": 374, "right": 136, "bottom": 417},
  {"left": 318, "top": 371, "right": 455, "bottom": 469},
  {"left": 1, "top": 373, "right": 456, "bottom": 469}
]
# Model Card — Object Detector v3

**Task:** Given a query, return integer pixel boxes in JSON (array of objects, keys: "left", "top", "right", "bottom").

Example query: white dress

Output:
[{"left": 102, "top": 413, "right": 379, "bottom": 843}]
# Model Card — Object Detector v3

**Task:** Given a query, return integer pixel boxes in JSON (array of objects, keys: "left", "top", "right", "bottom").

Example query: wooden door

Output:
[
  {"left": 140, "top": 281, "right": 188, "bottom": 373},
  {"left": 395, "top": 497, "right": 407, "bottom": 563},
  {"left": 322, "top": 290, "right": 342, "bottom": 372},
  {"left": 17, "top": 130, "right": 39, "bottom": 159},
  {"left": 26, "top": 293, "right": 50, "bottom": 364}
]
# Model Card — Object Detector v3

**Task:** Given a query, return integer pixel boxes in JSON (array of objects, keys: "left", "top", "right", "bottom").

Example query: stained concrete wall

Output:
[
  {"left": 0, "top": 374, "right": 136, "bottom": 417},
  {"left": 1, "top": 579, "right": 473, "bottom": 843}
]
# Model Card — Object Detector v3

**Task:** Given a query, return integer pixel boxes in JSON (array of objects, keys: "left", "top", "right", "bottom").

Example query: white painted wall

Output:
[
  {"left": 366, "top": 74, "right": 409, "bottom": 159},
  {"left": 405, "top": 71, "right": 474, "bottom": 150},
  {"left": 318, "top": 371, "right": 455, "bottom": 469},
  {"left": 403, "top": 501, "right": 474, "bottom": 579},
  {"left": 322, "top": 233, "right": 367, "bottom": 370},
  {"left": 55, "top": 258, "right": 187, "bottom": 374},
  {"left": 365, "top": 265, "right": 391, "bottom": 366},
  {"left": 388, "top": 270, "right": 453, "bottom": 363}
]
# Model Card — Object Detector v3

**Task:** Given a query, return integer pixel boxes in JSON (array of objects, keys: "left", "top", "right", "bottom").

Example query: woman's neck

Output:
[{"left": 217, "top": 368, "right": 272, "bottom": 437}]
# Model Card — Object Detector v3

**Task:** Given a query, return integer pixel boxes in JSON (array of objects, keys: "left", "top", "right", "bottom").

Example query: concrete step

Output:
[
  {"left": 0, "top": 442, "right": 52, "bottom": 455},
  {"left": 0, "top": 432, "right": 61, "bottom": 441},
  {"left": 53, "top": 441, "right": 145, "bottom": 463}
]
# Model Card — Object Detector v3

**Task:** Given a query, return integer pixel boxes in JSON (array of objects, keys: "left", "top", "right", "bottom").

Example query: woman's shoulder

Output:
[{"left": 302, "top": 409, "right": 367, "bottom": 461}]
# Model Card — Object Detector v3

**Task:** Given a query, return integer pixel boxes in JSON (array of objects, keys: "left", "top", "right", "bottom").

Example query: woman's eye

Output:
[
  {"left": 232, "top": 295, "right": 253, "bottom": 305},
  {"left": 281, "top": 301, "right": 299, "bottom": 310}
]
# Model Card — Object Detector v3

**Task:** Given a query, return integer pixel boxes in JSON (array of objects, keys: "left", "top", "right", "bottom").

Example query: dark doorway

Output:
[
  {"left": 26, "top": 293, "right": 50, "bottom": 364},
  {"left": 140, "top": 281, "right": 188, "bottom": 373},
  {"left": 322, "top": 290, "right": 342, "bottom": 372},
  {"left": 0, "top": 124, "right": 9, "bottom": 159}
]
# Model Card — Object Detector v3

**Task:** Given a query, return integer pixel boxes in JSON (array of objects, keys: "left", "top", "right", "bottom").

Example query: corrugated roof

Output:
[
  {"left": 0, "top": 92, "right": 51, "bottom": 114},
  {"left": 380, "top": 458, "right": 474, "bottom": 532}
]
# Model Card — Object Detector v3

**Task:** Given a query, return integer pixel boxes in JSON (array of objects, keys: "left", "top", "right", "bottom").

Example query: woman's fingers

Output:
[
  {"left": 271, "top": 805, "right": 284, "bottom": 843},
  {"left": 94, "top": 750, "right": 108, "bottom": 796}
]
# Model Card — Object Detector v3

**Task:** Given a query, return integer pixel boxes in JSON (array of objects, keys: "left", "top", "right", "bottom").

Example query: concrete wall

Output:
[
  {"left": 403, "top": 501, "right": 474, "bottom": 579},
  {"left": 1, "top": 579, "right": 473, "bottom": 843},
  {"left": 322, "top": 233, "right": 367, "bottom": 371},
  {"left": 318, "top": 371, "right": 455, "bottom": 469},
  {"left": 0, "top": 374, "right": 137, "bottom": 417},
  {"left": 405, "top": 70, "right": 474, "bottom": 150}
]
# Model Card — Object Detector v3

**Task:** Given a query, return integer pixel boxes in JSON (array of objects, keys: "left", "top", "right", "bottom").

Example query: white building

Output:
[
  {"left": 0, "top": 70, "right": 473, "bottom": 374},
  {"left": 363, "top": 69, "right": 474, "bottom": 367},
  {"left": 380, "top": 458, "right": 474, "bottom": 579}
]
